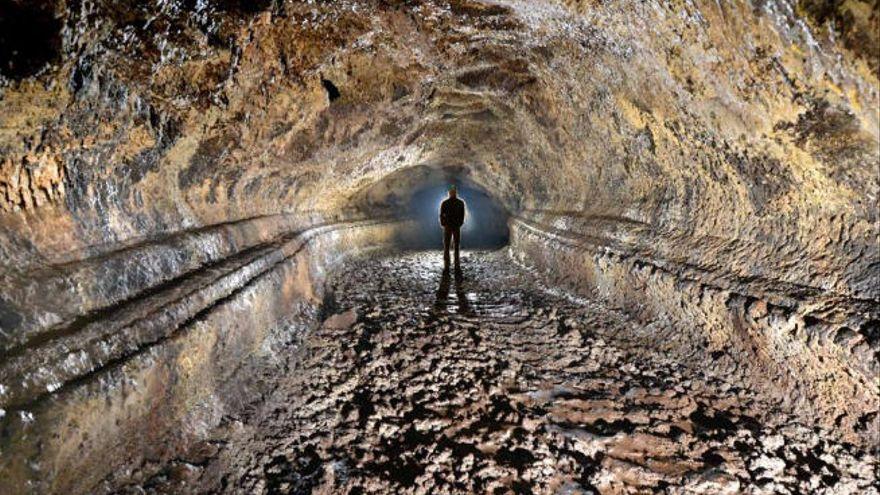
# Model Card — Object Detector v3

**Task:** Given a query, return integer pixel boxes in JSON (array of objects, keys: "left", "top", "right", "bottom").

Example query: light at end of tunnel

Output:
[{"left": 402, "top": 180, "right": 509, "bottom": 250}]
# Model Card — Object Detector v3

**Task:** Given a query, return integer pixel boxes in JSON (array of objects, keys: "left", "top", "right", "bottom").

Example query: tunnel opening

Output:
[
  {"left": 399, "top": 179, "right": 510, "bottom": 250},
  {"left": 352, "top": 164, "right": 512, "bottom": 251},
  {"left": 2, "top": 1, "right": 878, "bottom": 492}
]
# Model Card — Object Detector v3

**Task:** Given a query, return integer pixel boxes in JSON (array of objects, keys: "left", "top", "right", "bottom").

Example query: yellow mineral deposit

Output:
[{"left": 0, "top": 1, "right": 876, "bottom": 493}]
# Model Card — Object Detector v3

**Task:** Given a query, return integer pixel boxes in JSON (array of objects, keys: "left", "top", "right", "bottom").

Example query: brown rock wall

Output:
[{"left": 0, "top": 1, "right": 876, "bottom": 492}]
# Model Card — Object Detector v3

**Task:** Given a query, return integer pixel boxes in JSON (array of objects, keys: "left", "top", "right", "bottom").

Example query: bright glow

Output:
[
  {"left": 434, "top": 193, "right": 474, "bottom": 233},
  {"left": 402, "top": 180, "right": 508, "bottom": 249}
]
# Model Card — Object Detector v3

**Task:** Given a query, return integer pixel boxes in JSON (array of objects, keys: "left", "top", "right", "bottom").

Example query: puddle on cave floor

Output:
[{"left": 107, "top": 250, "right": 877, "bottom": 494}]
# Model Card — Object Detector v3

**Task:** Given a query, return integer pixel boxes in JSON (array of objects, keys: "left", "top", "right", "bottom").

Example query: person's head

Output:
[{"left": 448, "top": 185, "right": 457, "bottom": 198}]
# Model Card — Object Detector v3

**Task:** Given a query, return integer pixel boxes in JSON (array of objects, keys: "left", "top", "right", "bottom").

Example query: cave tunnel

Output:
[
  {"left": 368, "top": 167, "right": 510, "bottom": 250},
  {"left": 0, "top": 1, "right": 878, "bottom": 493},
  {"left": 404, "top": 179, "right": 509, "bottom": 250}
]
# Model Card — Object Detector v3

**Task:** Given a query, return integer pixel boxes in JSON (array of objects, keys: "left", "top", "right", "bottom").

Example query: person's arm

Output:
[{"left": 439, "top": 202, "right": 447, "bottom": 226}]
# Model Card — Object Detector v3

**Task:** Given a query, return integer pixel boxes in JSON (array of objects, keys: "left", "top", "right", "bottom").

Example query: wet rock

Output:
[
  {"left": 0, "top": 0, "right": 876, "bottom": 492},
  {"left": 102, "top": 251, "right": 878, "bottom": 494}
]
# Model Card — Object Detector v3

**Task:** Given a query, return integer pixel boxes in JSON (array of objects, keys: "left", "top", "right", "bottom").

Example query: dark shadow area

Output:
[
  {"left": 322, "top": 78, "right": 341, "bottom": 102},
  {"left": 215, "top": 0, "right": 274, "bottom": 15},
  {"left": 434, "top": 268, "right": 473, "bottom": 315},
  {"left": 0, "top": 1, "right": 61, "bottom": 80},
  {"left": 400, "top": 179, "right": 509, "bottom": 250}
]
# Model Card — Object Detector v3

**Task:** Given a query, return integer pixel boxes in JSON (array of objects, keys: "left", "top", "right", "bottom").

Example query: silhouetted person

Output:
[{"left": 439, "top": 185, "right": 465, "bottom": 269}]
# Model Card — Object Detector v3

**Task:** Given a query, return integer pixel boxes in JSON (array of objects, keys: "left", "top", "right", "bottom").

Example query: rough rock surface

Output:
[
  {"left": 2, "top": 0, "right": 878, "bottom": 279},
  {"left": 0, "top": 0, "right": 878, "bottom": 492},
  {"left": 106, "top": 252, "right": 877, "bottom": 494}
]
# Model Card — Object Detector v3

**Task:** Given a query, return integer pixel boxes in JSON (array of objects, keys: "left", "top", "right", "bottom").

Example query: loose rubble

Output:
[{"left": 107, "top": 251, "right": 878, "bottom": 494}]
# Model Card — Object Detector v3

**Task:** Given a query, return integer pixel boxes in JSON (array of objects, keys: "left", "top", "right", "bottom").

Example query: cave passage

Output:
[
  {"left": 108, "top": 251, "right": 875, "bottom": 493},
  {"left": 398, "top": 179, "right": 510, "bottom": 250},
  {"left": 1, "top": 0, "right": 877, "bottom": 493}
]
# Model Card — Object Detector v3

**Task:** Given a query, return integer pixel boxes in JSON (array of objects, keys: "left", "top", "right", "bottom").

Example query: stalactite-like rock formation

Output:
[{"left": 0, "top": 1, "right": 877, "bottom": 493}]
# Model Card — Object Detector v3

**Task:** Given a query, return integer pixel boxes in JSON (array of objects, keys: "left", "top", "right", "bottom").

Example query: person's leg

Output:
[
  {"left": 452, "top": 227, "right": 461, "bottom": 267},
  {"left": 443, "top": 227, "right": 452, "bottom": 268}
]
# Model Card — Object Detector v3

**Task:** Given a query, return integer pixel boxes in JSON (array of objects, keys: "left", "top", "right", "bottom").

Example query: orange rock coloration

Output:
[{"left": 0, "top": 0, "right": 877, "bottom": 493}]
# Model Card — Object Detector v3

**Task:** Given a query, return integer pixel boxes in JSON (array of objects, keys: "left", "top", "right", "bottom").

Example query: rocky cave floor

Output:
[{"left": 109, "top": 251, "right": 876, "bottom": 494}]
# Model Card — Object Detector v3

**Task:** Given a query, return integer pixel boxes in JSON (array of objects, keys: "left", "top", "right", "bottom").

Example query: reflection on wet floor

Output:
[
  {"left": 434, "top": 268, "right": 474, "bottom": 315},
  {"left": 113, "top": 251, "right": 878, "bottom": 494}
]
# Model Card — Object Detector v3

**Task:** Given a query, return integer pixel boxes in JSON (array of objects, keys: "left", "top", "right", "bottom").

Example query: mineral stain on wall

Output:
[{"left": 0, "top": 0, "right": 877, "bottom": 493}]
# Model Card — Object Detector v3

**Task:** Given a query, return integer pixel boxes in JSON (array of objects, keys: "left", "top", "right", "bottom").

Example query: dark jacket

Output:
[{"left": 440, "top": 197, "right": 465, "bottom": 227}]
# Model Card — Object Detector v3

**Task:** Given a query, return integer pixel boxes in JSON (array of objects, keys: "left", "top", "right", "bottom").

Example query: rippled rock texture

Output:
[
  {"left": 0, "top": 0, "right": 878, "bottom": 493},
  {"left": 106, "top": 252, "right": 877, "bottom": 494}
]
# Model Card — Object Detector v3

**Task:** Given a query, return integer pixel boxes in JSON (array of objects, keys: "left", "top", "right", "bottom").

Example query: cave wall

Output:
[
  {"left": 1, "top": 0, "right": 877, "bottom": 273},
  {"left": 0, "top": 217, "right": 402, "bottom": 493},
  {"left": 0, "top": 0, "right": 877, "bottom": 492},
  {"left": 509, "top": 214, "right": 878, "bottom": 447}
]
